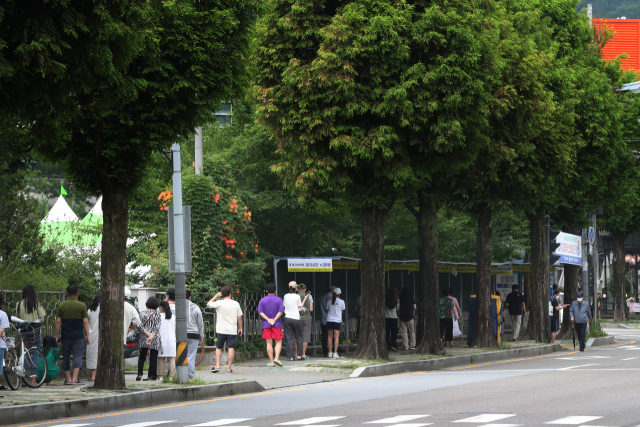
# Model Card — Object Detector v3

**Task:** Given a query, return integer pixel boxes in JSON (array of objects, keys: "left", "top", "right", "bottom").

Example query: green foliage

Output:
[{"left": 587, "top": 319, "right": 608, "bottom": 338}]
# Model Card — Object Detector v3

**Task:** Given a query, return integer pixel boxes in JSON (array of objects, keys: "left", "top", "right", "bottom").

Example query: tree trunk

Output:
[
  {"left": 354, "top": 204, "right": 392, "bottom": 360},
  {"left": 557, "top": 222, "right": 579, "bottom": 340},
  {"left": 413, "top": 194, "right": 444, "bottom": 355},
  {"left": 471, "top": 204, "right": 498, "bottom": 348},
  {"left": 523, "top": 204, "right": 549, "bottom": 342},
  {"left": 94, "top": 166, "right": 127, "bottom": 390},
  {"left": 613, "top": 232, "right": 630, "bottom": 322}
]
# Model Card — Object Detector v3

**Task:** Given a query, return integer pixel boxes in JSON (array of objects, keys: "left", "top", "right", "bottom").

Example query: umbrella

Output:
[{"left": 572, "top": 326, "right": 576, "bottom": 350}]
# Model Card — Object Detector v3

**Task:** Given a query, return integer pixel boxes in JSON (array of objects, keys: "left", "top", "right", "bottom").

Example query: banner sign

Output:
[
  {"left": 555, "top": 232, "right": 582, "bottom": 266},
  {"left": 496, "top": 274, "right": 517, "bottom": 299},
  {"left": 628, "top": 302, "right": 640, "bottom": 313},
  {"left": 333, "top": 260, "right": 359, "bottom": 270},
  {"left": 386, "top": 263, "right": 419, "bottom": 272},
  {"left": 288, "top": 258, "right": 332, "bottom": 272}
]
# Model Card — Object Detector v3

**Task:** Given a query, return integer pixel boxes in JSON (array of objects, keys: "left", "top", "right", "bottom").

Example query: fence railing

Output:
[{"left": 1, "top": 290, "right": 67, "bottom": 338}]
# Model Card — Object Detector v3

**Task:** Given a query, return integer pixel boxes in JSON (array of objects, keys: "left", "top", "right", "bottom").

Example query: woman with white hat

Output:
[
  {"left": 283, "top": 281, "right": 307, "bottom": 361},
  {"left": 326, "top": 287, "right": 345, "bottom": 358}
]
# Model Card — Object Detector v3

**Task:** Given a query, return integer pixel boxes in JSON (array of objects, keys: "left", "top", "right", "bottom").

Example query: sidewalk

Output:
[{"left": 0, "top": 339, "right": 545, "bottom": 408}]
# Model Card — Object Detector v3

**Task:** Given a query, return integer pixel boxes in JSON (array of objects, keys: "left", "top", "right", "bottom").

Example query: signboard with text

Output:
[
  {"left": 555, "top": 232, "right": 582, "bottom": 266},
  {"left": 496, "top": 274, "right": 517, "bottom": 300},
  {"left": 288, "top": 258, "right": 333, "bottom": 272}
]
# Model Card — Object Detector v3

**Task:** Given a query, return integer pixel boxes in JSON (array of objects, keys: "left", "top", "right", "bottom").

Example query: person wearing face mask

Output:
[
  {"left": 550, "top": 289, "right": 569, "bottom": 344},
  {"left": 570, "top": 291, "right": 592, "bottom": 351}
]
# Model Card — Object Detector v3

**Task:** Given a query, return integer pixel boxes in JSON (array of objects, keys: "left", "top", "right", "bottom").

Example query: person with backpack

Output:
[{"left": 439, "top": 288, "right": 459, "bottom": 348}]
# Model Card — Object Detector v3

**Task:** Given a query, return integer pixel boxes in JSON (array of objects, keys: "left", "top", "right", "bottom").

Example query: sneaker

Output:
[
  {"left": 211, "top": 367, "right": 220, "bottom": 373},
  {"left": 410, "top": 347, "right": 416, "bottom": 350},
  {"left": 328, "top": 352, "right": 333, "bottom": 358},
  {"left": 512, "top": 338, "right": 518, "bottom": 342},
  {"left": 404, "top": 347, "right": 409, "bottom": 351},
  {"left": 333, "top": 353, "right": 340, "bottom": 358}
]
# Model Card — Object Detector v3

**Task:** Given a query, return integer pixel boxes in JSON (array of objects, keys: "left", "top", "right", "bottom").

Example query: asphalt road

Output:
[{"left": 13, "top": 329, "right": 640, "bottom": 427}]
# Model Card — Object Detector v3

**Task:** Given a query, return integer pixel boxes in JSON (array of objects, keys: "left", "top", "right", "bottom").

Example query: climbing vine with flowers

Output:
[{"left": 153, "top": 173, "right": 265, "bottom": 295}]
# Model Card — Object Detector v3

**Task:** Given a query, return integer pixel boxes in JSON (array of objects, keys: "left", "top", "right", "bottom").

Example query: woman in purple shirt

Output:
[{"left": 258, "top": 283, "right": 285, "bottom": 366}]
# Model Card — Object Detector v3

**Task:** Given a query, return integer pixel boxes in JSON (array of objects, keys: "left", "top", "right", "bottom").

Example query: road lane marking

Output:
[
  {"left": 622, "top": 357, "right": 638, "bottom": 360},
  {"left": 379, "top": 424, "right": 432, "bottom": 427},
  {"left": 117, "top": 422, "right": 177, "bottom": 427},
  {"left": 47, "top": 425, "right": 93, "bottom": 427},
  {"left": 279, "top": 417, "right": 346, "bottom": 425},
  {"left": 188, "top": 420, "right": 254, "bottom": 427},
  {"left": 558, "top": 364, "right": 599, "bottom": 370},
  {"left": 450, "top": 351, "right": 581, "bottom": 371},
  {"left": 545, "top": 416, "right": 602, "bottom": 424},
  {"left": 556, "top": 356, "right": 611, "bottom": 360},
  {"left": 367, "top": 416, "right": 431, "bottom": 424},
  {"left": 477, "top": 424, "right": 522, "bottom": 427},
  {"left": 453, "top": 415, "right": 516, "bottom": 423},
  {"left": 611, "top": 340, "right": 636, "bottom": 347}
]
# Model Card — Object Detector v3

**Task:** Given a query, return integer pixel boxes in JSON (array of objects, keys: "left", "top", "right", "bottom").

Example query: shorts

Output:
[
  {"left": 262, "top": 327, "right": 284, "bottom": 340},
  {"left": 61, "top": 338, "right": 85, "bottom": 371},
  {"left": 550, "top": 318, "right": 559, "bottom": 333},
  {"left": 326, "top": 321, "right": 341, "bottom": 331},
  {"left": 216, "top": 333, "right": 238, "bottom": 349},
  {"left": 301, "top": 319, "right": 312, "bottom": 343}
]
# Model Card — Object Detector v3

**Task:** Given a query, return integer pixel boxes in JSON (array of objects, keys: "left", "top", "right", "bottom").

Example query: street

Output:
[{"left": 10, "top": 328, "right": 640, "bottom": 427}]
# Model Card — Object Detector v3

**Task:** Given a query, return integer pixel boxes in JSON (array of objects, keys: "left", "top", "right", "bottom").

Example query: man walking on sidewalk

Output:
[
  {"left": 570, "top": 291, "right": 592, "bottom": 351},
  {"left": 208, "top": 286, "right": 243, "bottom": 374},
  {"left": 505, "top": 285, "right": 526, "bottom": 341},
  {"left": 56, "top": 285, "right": 90, "bottom": 385},
  {"left": 258, "top": 283, "right": 284, "bottom": 367},
  {"left": 319, "top": 287, "right": 334, "bottom": 357},
  {"left": 186, "top": 290, "right": 204, "bottom": 380}
]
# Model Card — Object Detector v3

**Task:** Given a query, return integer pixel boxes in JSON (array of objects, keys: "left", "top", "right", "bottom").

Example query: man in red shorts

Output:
[{"left": 258, "top": 283, "right": 285, "bottom": 366}]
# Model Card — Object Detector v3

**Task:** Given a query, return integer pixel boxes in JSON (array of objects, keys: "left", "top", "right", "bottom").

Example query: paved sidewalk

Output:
[{"left": 0, "top": 339, "right": 546, "bottom": 408}]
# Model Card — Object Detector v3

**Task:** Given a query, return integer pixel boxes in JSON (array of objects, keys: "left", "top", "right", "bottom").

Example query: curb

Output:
[
  {"left": 586, "top": 335, "right": 615, "bottom": 347},
  {"left": 0, "top": 380, "right": 264, "bottom": 426},
  {"left": 350, "top": 344, "right": 564, "bottom": 378},
  {"left": 600, "top": 323, "right": 632, "bottom": 329}
]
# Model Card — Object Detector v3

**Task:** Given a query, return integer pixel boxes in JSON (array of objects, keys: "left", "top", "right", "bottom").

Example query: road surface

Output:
[{"left": 12, "top": 329, "right": 640, "bottom": 427}]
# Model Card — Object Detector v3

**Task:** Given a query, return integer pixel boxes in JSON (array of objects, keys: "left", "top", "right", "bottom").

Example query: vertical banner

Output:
[{"left": 556, "top": 232, "right": 582, "bottom": 266}]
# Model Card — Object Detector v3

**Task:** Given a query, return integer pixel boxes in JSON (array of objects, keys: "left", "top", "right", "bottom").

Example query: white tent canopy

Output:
[{"left": 42, "top": 196, "right": 79, "bottom": 222}]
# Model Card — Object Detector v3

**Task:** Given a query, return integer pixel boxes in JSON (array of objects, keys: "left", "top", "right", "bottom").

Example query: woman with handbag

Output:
[{"left": 136, "top": 297, "right": 163, "bottom": 381}]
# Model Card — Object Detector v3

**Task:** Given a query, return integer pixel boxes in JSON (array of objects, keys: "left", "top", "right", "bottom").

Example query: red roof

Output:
[{"left": 594, "top": 19, "right": 640, "bottom": 73}]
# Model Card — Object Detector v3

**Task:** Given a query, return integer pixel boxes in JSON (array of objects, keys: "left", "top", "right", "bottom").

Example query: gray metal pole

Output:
[
  {"left": 172, "top": 143, "right": 189, "bottom": 384},
  {"left": 593, "top": 213, "right": 599, "bottom": 319},
  {"left": 194, "top": 127, "right": 203, "bottom": 175}
]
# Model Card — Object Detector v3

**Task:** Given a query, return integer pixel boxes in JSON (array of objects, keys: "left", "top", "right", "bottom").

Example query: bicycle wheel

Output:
[
  {"left": 195, "top": 340, "right": 205, "bottom": 366},
  {"left": 23, "top": 348, "right": 47, "bottom": 388},
  {"left": 3, "top": 350, "right": 21, "bottom": 390}
]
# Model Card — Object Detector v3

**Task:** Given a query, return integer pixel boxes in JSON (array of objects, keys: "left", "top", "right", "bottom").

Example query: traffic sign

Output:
[{"left": 588, "top": 227, "right": 595, "bottom": 245}]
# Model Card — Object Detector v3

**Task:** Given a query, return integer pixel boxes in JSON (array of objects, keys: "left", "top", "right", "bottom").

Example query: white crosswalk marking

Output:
[
  {"left": 188, "top": 419, "right": 254, "bottom": 427},
  {"left": 545, "top": 416, "right": 602, "bottom": 424},
  {"left": 367, "top": 416, "right": 431, "bottom": 424},
  {"left": 454, "top": 415, "right": 516, "bottom": 423},
  {"left": 379, "top": 424, "right": 432, "bottom": 427},
  {"left": 622, "top": 357, "right": 638, "bottom": 361},
  {"left": 48, "top": 425, "right": 93, "bottom": 427},
  {"left": 278, "top": 417, "right": 346, "bottom": 425},
  {"left": 478, "top": 424, "right": 522, "bottom": 427},
  {"left": 117, "top": 422, "right": 177, "bottom": 427}
]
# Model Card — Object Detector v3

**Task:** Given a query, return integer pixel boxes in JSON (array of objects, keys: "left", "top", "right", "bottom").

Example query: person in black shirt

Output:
[
  {"left": 505, "top": 285, "right": 526, "bottom": 341},
  {"left": 550, "top": 289, "right": 569, "bottom": 343},
  {"left": 399, "top": 288, "right": 416, "bottom": 350}
]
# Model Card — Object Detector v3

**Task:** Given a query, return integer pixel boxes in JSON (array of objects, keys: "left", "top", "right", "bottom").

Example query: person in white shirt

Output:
[
  {"left": 124, "top": 287, "right": 140, "bottom": 345},
  {"left": 207, "top": 286, "right": 243, "bottom": 374},
  {"left": 283, "top": 281, "right": 308, "bottom": 361},
  {"left": 326, "top": 287, "right": 345, "bottom": 358}
]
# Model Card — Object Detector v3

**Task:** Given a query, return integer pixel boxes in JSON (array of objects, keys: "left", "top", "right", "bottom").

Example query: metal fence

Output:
[{"left": 1, "top": 290, "right": 67, "bottom": 338}]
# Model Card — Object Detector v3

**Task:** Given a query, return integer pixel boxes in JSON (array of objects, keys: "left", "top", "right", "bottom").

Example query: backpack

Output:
[{"left": 439, "top": 298, "right": 453, "bottom": 319}]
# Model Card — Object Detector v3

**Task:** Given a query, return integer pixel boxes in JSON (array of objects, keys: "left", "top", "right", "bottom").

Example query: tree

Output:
[{"left": 24, "top": 0, "right": 257, "bottom": 390}]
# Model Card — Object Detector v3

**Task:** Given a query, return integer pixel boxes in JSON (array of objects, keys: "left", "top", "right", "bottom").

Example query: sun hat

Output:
[
  {"left": 333, "top": 287, "right": 342, "bottom": 295},
  {"left": 288, "top": 281, "right": 298, "bottom": 289}
]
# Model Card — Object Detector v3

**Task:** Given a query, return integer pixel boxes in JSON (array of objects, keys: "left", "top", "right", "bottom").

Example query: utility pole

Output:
[
  {"left": 172, "top": 143, "right": 189, "bottom": 383},
  {"left": 195, "top": 127, "right": 203, "bottom": 175},
  {"left": 587, "top": 4, "right": 593, "bottom": 27},
  {"left": 592, "top": 212, "right": 600, "bottom": 319}
]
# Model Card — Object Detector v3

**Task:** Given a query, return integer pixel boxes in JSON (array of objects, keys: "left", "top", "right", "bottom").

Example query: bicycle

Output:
[{"left": 3, "top": 323, "right": 48, "bottom": 390}]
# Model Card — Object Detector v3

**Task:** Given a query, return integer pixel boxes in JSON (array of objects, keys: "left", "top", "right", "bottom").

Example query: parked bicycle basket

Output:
[{"left": 19, "top": 326, "right": 42, "bottom": 349}]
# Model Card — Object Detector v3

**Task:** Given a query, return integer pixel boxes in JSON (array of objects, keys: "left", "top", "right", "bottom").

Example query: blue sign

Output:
[{"left": 588, "top": 227, "right": 595, "bottom": 245}]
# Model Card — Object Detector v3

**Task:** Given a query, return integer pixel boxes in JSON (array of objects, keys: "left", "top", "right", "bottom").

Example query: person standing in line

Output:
[
  {"left": 449, "top": 289, "right": 462, "bottom": 343},
  {"left": 505, "top": 285, "right": 526, "bottom": 341},
  {"left": 439, "top": 288, "right": 457, "bottom": 348},
  {"left": 355, "top": 295, "right": 362, "bottom": 338},
  {"left": 319, "top": 287, "right": 334, "bottom": 357},
  {"left": 157, "top": 301, "right": 176, "bottom": 378},
  {"left": 37, "top": 335, "right": 61, "bottom": 386},
  {"left": 283, "top": 281, "right": 305, "bottom": 361},
  {"left": 385, "top": 287, "right": 399, "bottom": 352},
  {"left": 326, "top": 287, "right": 345, "bottom": 358},
  {"left": 297, "top": 283, "right": 313, "bottom": 359},
  {"left": 570, "top": 291, "right": 592, "bottom": 351},
  {"left": 186, "top": 289, "right": 204, "bottom": 381},
  {"left": 124, "top": 287, "right": 141, "bottom": 345},
  {"left": 0, "top": 291, "right": 10, "bottom": 398},
  {"left": 550, "top": 289, "right": 569, "bottom": 344},
  {"left": 55, "top": 285, "right": 90, "bottom": 385},
  {"left": 86, "top": 294, "right": 100, "bottom": 381},
  {"left": 258, "top": 283, "right": 284, "bottom": 367},
  {"left": 399, "top": 288, "right": 416, "bottom": 350},
  {"left": 16, "top": 284, "right": 46, "bottom": 385},
  {"left": 136, "top": 297, "right": 163, "bottom": 381},
  {"left": 207, "top": 286, "right": 243, "bottom": 374}
]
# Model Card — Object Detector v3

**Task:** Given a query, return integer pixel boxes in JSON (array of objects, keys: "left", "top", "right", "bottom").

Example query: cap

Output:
[
  {"left": 288, "top": 281, "right": 298, "bottom": 289},
  {"left": 124, "top": 286, "right": 132, "bottom": 299},
  {"left": 577, "top": 291, "right": 584, "bottom": 298},
  {"left": 298, "top": 283, "right": 306, "bottom": 290},
  {"left": 333, "top": 287, "right": 342, "bottom": 295}
]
